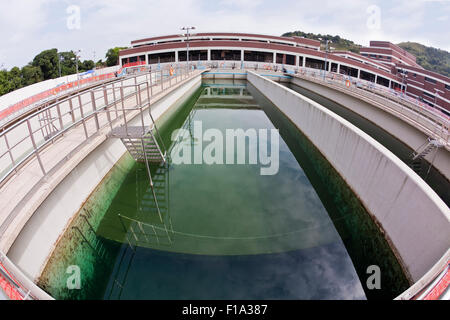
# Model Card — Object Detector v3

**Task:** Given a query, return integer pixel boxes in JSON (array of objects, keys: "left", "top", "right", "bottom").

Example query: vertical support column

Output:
[
  {"left": 27, "top": 120, "right": 46, "bottom": 175},
  {"left": 207, "top": 49, "right": 211, "bottom": 62},
  {"left": 145, "top": 54, "right": 149, "bottom": 65},
  {"left": 175, "top": 51, "right": 179, "bottom": 63},
  {"left": 273, "top": 52, "right": 276, "bottom": 64},
  {"left": 302, "top": 56, "right": 306, "bottom": 67},
  {"left": 90, "top": 91, "right": 100, "bottom": 131},
  {"left": 103, "top": 86, "right": 113, "bottom": 131},
  {"left": 357, "top": 69, "right": 361, "bottom": 79},
  {"left": 78, "top": 95, "right": 89, "bottom": 139}
]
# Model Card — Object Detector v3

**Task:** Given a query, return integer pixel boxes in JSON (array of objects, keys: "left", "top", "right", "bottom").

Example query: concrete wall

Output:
[
  {"left": 7, "top": 75, "right": 202, "bottom": 281},
  {"left": 291, "top": 77, "right": 450, "bottom": 181},
  {"left": 248, "top": 71, "right": 450, "bottom": 282}
]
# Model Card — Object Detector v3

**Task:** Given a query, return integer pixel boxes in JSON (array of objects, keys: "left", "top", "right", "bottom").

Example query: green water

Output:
[{"left": 39, "top": 80, "right": 409, "bottom": 300}]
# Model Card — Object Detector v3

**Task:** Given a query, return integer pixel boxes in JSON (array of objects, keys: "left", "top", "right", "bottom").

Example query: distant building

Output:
[{"left": 119, "top": 33, "right": 450, "bottom": 112}]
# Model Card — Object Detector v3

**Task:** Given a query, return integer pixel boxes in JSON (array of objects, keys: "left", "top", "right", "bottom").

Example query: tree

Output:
[
  {"left": 21, "top": 65, "right": 43, "bottom": 86},
  {"left": 95, "top": 60, "right": 106, "bottom": 68},
  {"left": 81, "top": 60, "right": 95, "bottom": 71},
  {"left": 59, "top": 51, "right": 77, "bottom": 76},
  {"left": 0, "top": 70, "right": 12, "bottom": 96},
  {"left": 32, "top": 49, "right": 59, "bottom": 80},
  {"left": 8, "top": 67, "right": 23, "bottom": 91},
  {"left": 105, "top": 47, "right": 127, "bottom": 67}
]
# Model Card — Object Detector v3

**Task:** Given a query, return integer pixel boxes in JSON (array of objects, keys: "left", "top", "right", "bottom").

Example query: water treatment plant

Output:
[{"left": 0, "top": 31, "right": 449, "bottom": 301}]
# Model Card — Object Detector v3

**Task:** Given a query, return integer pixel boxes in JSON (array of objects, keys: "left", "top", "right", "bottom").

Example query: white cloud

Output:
[{"left": 0, "top": 0, "right": 449, "bottom": 68}]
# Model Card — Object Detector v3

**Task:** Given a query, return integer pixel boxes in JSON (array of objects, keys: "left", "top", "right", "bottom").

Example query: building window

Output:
[
  {"left": 149, "top": 52, "right": 175, "bottom": 64},
  {"left": 445, "top": 84, "right": 450, "bottom": 91},
  {"left": 360, "top": 70, "right": 376, "bottom": 82},
  {"left": 424, "top": 77, "right": 437, "bottom": 84},
  {"left": 423, "top": 91, "right": 434, "bottom": 99},
  {"left": 244, "top": 51, "right": 273, "bottom": 63},
  {"left": 178, "top": 50, "right": 208, "bottom": 61},
  {"left": 276, "top": 53, "right": 296, "bottom": 65},
  {"left": 211, "top": 50, "right": 241, "bottom": 61},
  {"left": 305, "top": 57, "right": 326, "bottom": 70}
]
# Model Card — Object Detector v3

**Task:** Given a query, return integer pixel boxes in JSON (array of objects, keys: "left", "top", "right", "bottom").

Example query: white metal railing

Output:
[
  {"left": 0, "top": 67, "right": 122, "bottom": 127},
  {"left": 292, "top": 67, "right": 450, "bottom": 147},
  {"left": 0, "top": 66, "right": 196, "bottom": 189},
  {"left": 0, "top": 65, "right": 198, "bottom": 300}
]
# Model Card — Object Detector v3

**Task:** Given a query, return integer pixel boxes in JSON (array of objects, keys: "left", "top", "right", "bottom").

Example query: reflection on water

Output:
[{"left": 40, "top": 80, "right": 409, "bottom": 300}]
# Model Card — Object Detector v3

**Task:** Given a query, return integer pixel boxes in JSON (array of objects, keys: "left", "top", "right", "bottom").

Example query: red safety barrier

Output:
[
  {"left": 423, "top": 262, "right": 450, "bottom": 300},
  {"left": 0, "top": 273, "right": 23, "bottom": 300},
  {"left": 0, "top": 72, "right": 116, "bottom": 122}
]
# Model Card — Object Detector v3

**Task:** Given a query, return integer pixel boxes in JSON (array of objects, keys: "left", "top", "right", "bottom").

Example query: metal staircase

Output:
[
  {"left": 110, "top": 126, "right": 166, "bottom": 163},
  {"left": 410, "top": 138, "right": 443, "bottom": 177},
  {"left": 72, "top": 211, "right": 110, "bottom": 264}
]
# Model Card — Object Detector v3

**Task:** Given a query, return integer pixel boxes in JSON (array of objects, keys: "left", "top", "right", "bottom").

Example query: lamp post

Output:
[
  {"left": 181, "top": 26, "right": 196, "bottom": 70},
  {"left": 319, "top": 38, "right": 332, "bottom": 80},
  {"left": 73, "top": 50, "right": 81, "bottom": 88},
  {"left": 58, "top": 53, "right": 62, "bottom": 78}
]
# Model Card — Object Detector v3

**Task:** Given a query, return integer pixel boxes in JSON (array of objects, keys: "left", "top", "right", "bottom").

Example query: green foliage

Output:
[
  {"left": 32, "top": 49, "right": 59, "bottom": 80},
  {"left": 0, "top": 48, "right": 103, "bottom": 97},
  {"left": 21, "top": 65, "right": 44, "bottom": 86},
  {"left": 105, "top": 47, "right": 127, "bottom": 67},
  {"left": 282, "top": 31, "right": 361, "bottom": 53},
  {"left": 398, "top": 42, "right": 450, "bottom": 77},
  {"left": 0, "top": 70, "right": 12, "bottom": 96}
]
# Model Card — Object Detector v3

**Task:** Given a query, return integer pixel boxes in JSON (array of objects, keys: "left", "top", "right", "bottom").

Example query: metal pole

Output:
[
  {"left": 323, "top": 40, "right": 330, "bottom": 81},
  {"left": 181, "top": 26, "right": 196, "bottom": 72},
  {"left": 58, "top": 53, "right": 61, "bottom": 78}
]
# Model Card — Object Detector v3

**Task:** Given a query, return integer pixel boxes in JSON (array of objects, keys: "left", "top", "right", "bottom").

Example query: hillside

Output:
[
  {"left": 282, "top": 31, "right": 361, "bottom": 53},
  {"left": 282, "top": 31, "right": 450, "bottom": 77},
  {"left": 397, "top": 42, "right": 450, "bottom": 77}
]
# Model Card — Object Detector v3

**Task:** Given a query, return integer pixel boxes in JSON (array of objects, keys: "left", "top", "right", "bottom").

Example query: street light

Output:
[
  {"left": 72, "top": 50, "right": 82, "bottom": 88},
  {"left": 181, "top": 26, "right": 196, "bottom": 69},
  {"left": 319, "top": 38, "right": 332, "bottom": 80},
  {"left": 57, "top": 52, "right": 62, "bottom": 78}
]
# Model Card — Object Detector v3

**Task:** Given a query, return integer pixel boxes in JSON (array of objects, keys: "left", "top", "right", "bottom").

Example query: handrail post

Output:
[
  {"left": 27, "top": 119, "right": 46, "bottom": 175},
  {"left": 103, "top": 86, "right": 113, "bottom": 131},
  {"left": 4, "top": 134, "right": 15, "bottom": 168},
  {"left": 56, "top": 103, "right": 64, "bottom": 131},
  {"left": 120, "top": 87, "right": 128, "bottom": 136},
  {"left": 90, "top": 91, "right": 100, "bottom": 131},
  {"left": 68, "top": 98, "right": 76, "bottom": 124}
]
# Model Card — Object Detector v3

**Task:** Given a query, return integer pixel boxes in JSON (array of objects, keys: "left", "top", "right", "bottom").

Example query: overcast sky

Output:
[{"left": 0, "top": 0, "right": 449, "bottom": 69}]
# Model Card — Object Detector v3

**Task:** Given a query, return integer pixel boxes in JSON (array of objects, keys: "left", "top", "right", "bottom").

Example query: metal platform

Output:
[{"left": 110, "top": 126, "right": 165, "bottom": 163}]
